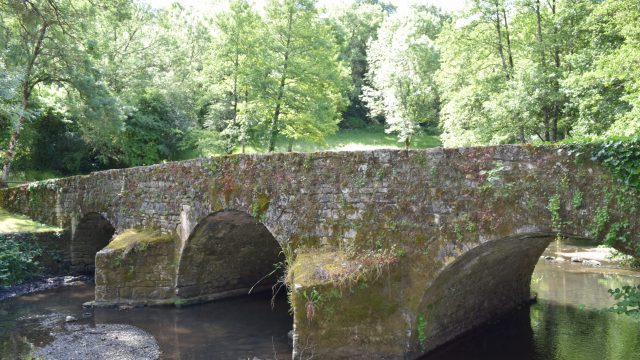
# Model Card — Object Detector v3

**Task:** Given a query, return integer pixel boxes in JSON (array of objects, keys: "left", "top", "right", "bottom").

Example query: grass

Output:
[
  {"left": 0, "top": 208, "right": 62, "bottom": 234},
  {"left": 240, "top": 125, "right": 442, "bottom": 153}
]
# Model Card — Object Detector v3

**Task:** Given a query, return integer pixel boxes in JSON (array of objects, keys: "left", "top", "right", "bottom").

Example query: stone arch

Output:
[
  {"left": 175, "top": 210, "right": 284, "bottom": 303},
  {"left": 412, "top": 232, "right": 556, "bottom": 356},
  {"left": 71, "top": 212, "right": 116, "bottom": 274}
]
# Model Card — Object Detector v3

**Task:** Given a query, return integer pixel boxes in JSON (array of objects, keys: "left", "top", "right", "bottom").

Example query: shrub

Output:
[{"left": 0, "top": 235, "right": 43, "bottom": 288}]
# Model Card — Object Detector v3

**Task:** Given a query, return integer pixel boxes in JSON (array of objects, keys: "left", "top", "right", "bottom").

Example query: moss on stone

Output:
[{"left": 106, "top": 229, "right": 172, "bottom": 253}]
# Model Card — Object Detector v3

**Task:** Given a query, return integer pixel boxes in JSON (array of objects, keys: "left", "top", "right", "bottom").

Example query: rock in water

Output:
[
  {"left": 64, "top": 316, "right": 77, "bottom": 323},
  {"left": 571, "top": 256, "right": 583, "bottom": 263},
  {"left": 583, "top": 259, "right": 602, "bottom": 267},
  {"left": 35, "top": 324, "right": 160, "bottom": 360}
]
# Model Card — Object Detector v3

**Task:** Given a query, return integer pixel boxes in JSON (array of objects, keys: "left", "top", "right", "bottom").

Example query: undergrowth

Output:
[{"left": 0, "top": 234, "right": 43, "bottom": 288}]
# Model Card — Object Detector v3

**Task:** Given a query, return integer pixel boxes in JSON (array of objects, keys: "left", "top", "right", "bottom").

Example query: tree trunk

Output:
[
  {"left": 1, "top": 97, "right": 28, "bottom": 188},
  {"left": 502, "top": 8, "right": 514, "bottom": 73},
  {"left": 494, "top": 6, "right": 509, "bottom": 81},
  {"left": 535, "top": 0, "right": 550, "bottom": 141},
  {"left": 1, "top": 23, "right": 47, "bottom": 188},
  {"left": 287, "top": 139, "right": 293, "bottom": 152},
  {"left": 268, "top": 8, "right": 293, "bottom": 153},
  {"left": 543, "top": 112, "right": 550, "bottom": 142},
  {"left": 268, "top": 82, "right": 284, "bottom": 152},
  {"left": 551, "top": 0, "right": 560, "bottom": 142},
  {"left": 232, "top": 51, "right": 239, "bottom": 124}
]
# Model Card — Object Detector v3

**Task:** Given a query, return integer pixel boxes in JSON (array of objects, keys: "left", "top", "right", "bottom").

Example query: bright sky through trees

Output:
[{"left": 141, "top": 0, "right": 467, "bottom": 13}]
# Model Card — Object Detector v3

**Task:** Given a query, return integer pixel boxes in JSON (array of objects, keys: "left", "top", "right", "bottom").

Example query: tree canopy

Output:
[{"left": 0, "top": 0, "right": 638, "bottom": 186}]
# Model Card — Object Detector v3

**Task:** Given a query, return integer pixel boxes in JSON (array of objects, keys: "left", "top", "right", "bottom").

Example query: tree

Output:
[
  {"left": 562, "top": 0, "right": 640, "bottom": 137},
  {"left": 262, "top": 0, "right": 348, "bottom": 152},
  {"left": 0, "top": 0, "right": 121, "bottom": 187},
  {"left": 328, "top": 1, "right": 387, "bottom": 127},
  {"left": 363, "top": 5, "right": 446, "bottom": 148},
  {"left": 204, "top": 0, "right": 264, "bottom": 153}
]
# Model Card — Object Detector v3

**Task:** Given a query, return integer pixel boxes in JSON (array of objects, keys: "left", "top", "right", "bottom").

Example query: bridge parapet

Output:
[{"left": 0, "top": 145, "right": 638, "bottom": 359}]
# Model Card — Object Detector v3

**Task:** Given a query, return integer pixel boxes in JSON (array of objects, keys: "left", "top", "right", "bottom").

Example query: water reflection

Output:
[{"left": 423, "top": 240, "right": 640, "bottom": 360}]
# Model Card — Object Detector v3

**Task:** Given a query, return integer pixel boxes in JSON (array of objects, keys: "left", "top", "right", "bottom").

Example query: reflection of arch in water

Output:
[
  {"left": 71, "top": 212, "right": 115, "bottom": 274},
  {"left": 175, "top": 210, "right": 284, "bottom": 303},
  {"left": 412, "top": 232, "right": 554, "bottom": 355}
]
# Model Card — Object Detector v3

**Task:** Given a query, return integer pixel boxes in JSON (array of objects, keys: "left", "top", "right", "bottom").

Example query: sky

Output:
[{"left": 140, "top": 0, "right": 467, "bottom": 14}]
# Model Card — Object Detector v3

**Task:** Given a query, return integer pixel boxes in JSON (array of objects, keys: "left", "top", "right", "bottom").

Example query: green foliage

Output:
[
  {"left": 303, "top": 287, "right": 323, "bottom": 321},
  {"left": 0, "top": 235, "right": 43, "bottom": 288},
  {"left": 590, "top": 207, "right": 610, "bottom": 238},
  {"left": 608, "top": 285, "right": 640, "bottom": 318},
  {"left": 329, "top": 1, "right": 386, "bottom": 126},
  {"left": 604, "top": 220, "right": 631, "bottom": 248},
  {"left": 363, "top": 5, "right": 447, "bottom": 147},
  {"left": 572, "top": 190, "right": 583, "bottom": 210},
  {"left": 479, "top": 163, "right": 505, "bottom": 192},
  {"left": 590, "top": 135, "right": 640, "bottom": 190},
  {"left": 547, "top": 195, "right": 562, "bottom": 230},
  {"left": 437, "top": 0, "right": 640, "bottom": 146},
  {"left": 417, "top": 313, "right": 428, "bottom": 350},
  {"left": 465, "top": 221, "right": 477, "bottom": 233},
  {"left": 607, "top": 249, "right": 640, "bottom": 270}
]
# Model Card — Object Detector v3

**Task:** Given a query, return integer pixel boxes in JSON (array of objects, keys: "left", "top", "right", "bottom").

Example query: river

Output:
[{"left": 1, "top": 239, "right": 639, "bottom": 359}]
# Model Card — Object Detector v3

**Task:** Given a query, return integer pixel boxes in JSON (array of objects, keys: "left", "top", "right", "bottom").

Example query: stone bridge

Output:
[{"left": 1, "top": 145, "right": 638, "bottom": 359}]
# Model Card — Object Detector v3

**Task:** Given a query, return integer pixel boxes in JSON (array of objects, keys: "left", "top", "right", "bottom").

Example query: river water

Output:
[{"left": 1, "top": 239, "right": 639, "bottom": 360}]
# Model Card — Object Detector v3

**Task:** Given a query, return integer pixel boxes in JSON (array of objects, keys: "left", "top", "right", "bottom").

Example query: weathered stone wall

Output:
[
  {"left": 0, "top": 145, "right": 638, "bottom": 359},
  {"left": 175, "top": 210, "right": 282, "bottom": 304}
]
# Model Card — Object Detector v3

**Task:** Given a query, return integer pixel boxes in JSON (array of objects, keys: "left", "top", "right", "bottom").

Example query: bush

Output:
[
  {"left": 0, "top": 235, "right": 43, "bottom": 288},
  {"left": 340, "top": 116, "right": 368, "bottom": 129}
]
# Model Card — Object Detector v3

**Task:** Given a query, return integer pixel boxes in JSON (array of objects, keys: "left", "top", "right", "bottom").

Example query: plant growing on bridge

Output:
[
  {"left": 590, "top": 136, "right": 640, "bottom": 190},
  {"left": 478, "top": 163, "right": 505, "bottom": 193},
  {"left": 547, "top": 194, "right": 562, "bottom": 230},
  {"left": 303, "top": 287, "right": 323, "bottom": 322},
  {"left": 417, "top": 313, "right": 428, "bottom": 350},
  {"left": 572, "top": 190, "right": 583, "bottom": 210},
  {"left": 590, "top": 207, "right": 610, "bottom": 238}
]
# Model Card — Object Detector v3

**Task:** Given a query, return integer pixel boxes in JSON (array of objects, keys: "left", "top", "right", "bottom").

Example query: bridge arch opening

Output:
[
  {"left": 71, "top": 212, "right": 115, "bottom": 274},
  {"left": 413, "top": 232, "right": 555, "bottom": 355},
  {"left": 175, "top": 210, "right": 285, "bottom": 303}
]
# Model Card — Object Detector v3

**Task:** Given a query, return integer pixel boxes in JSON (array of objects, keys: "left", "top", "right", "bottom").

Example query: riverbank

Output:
[
  {"left": 0, "top": 275, "right": 90, "bottom": 302},
  {"left": 35, "top": 323, "right": 160, "bottom": 360}
]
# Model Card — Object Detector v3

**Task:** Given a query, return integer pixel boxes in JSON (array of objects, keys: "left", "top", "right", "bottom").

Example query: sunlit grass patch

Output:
[
  {"left": 0, "top": 208, "right": 62, "bottom": 234},
  {"left": 236, "top": 125, "right": 442, "bottom": 154}
]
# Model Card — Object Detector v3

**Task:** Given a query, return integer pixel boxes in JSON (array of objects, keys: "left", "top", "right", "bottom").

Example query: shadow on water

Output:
[
  {"left": 91, "top": 291, "right": 293, "bottom": 360},
  {"left": 0, "top": 286, "right": 292, "bottom": 360}
]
